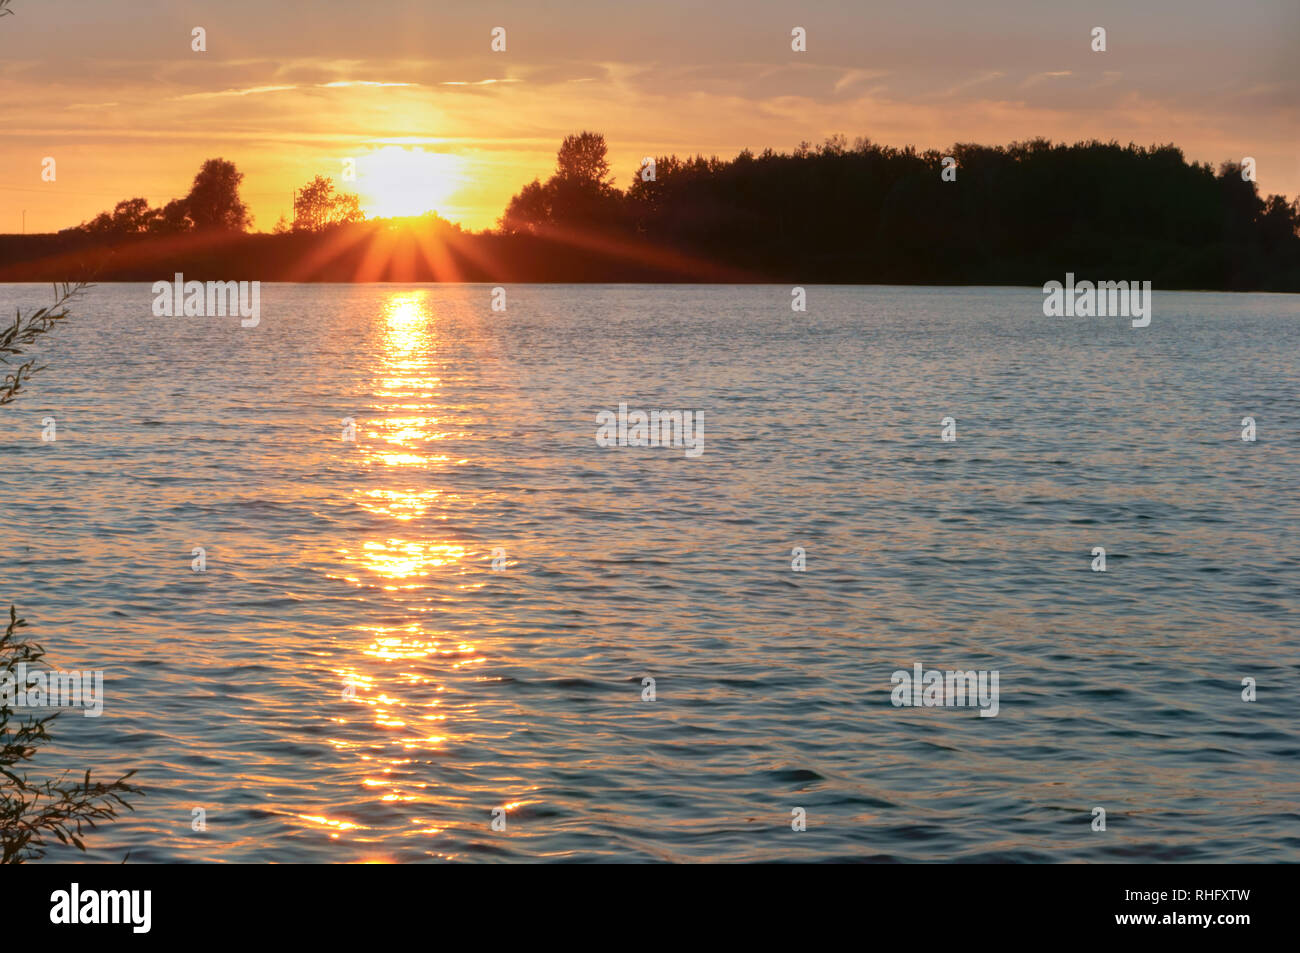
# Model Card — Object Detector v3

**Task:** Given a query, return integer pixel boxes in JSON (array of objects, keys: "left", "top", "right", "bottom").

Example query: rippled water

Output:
[{"left": 1, "top": 283, "right": 1297, "bottom": 863}]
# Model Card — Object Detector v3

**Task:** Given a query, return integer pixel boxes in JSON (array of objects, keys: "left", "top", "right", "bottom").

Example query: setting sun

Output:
[{"left": 355, "top": 146, "right": 466, "bottom": 220}]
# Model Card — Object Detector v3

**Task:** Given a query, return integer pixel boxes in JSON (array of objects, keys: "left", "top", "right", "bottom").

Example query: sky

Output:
[{"left": 1, "top": 0, "right": 1297, "bottom": 233}]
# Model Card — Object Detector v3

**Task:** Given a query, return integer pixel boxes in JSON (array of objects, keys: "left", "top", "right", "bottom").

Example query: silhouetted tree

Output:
[
  {"left": 501, "top": 179, "right": 553, "bottom": 234},
  {"left": 185, "top": 158, "right": 252, "bottom": 232},
  {"left": 500, "top": 131, "right": 624, "bottom": 233},
  {"left": 151, "top": 197, "right": 193, "bottom": 234},
  {"left": 80, "top": 198, "right": 159, "bottom": 236},
  {"left": 75, "top": 158, "right": 249, "bottom": 234},
  {"left": 555, "top": 131, "right": 613, "bottom": 188},
  {"left": 292, "top": 175, "right": 365, "bottom": 232}
]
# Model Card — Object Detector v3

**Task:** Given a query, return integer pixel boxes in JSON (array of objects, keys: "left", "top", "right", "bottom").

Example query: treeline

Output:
[
  {"left": 501, "top": 133, "right": 1300, "bottom": 289},
  {"left": 5, "top": 134, "right": 1299, "bottom": 289},
  {"left": 67, "top": 161, "right": 359, "bottom": 237},
  {"left": 76, "top": 158, "right": 252, "bottom": 236}
]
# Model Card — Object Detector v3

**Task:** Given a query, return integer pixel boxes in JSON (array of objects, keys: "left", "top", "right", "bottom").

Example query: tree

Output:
[
  {"left": 556, "top": 131, "right": 613, "bottom": 188},
  {"left": 185, "top": 158, "right": 252, "bottom": 231},
  {"left": 79, "top": 198, "right": 159, "bottom": 236},
  {"left": 499, "top": 132, "right": 623, "bottom": 233},
  {"left": 500, "top": 179, "right": 552, "bottom": 234},
  {"left": 292, "top": 175, "right": 365, "bottom": 232},
  {"left": 151, "top": 197, "right": 193, "bottom": 234},
  {"left": 108, "top": 198, "right": 157, "bottom": 233}
]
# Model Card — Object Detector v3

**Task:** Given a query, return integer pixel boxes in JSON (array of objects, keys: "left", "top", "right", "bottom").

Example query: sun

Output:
[{"left": 355, "top": 146, "right": 465, "bottom": 220}]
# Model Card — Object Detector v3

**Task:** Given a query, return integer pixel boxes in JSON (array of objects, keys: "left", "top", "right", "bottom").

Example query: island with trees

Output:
[{"left": 2, "top": 132, "right": 1297, "bottom": 290}]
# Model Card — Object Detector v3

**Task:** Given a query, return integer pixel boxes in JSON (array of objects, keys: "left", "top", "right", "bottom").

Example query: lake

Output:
[{"left": 1, "top": 283, "right": 1297, "bottom": 862}]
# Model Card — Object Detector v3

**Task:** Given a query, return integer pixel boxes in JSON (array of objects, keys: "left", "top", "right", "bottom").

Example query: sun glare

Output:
[{"left": 356, "top": 146, "right": 465, "bottom": 220}]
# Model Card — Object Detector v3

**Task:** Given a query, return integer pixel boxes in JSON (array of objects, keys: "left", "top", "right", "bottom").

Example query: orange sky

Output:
[{"left": 1, "top": 0, "right": 1297, "bottom": 234}]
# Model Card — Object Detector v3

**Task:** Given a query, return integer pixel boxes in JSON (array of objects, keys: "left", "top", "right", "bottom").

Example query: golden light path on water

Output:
[{"left": 309, "top": 290, "right": 492, "bottom": 856}]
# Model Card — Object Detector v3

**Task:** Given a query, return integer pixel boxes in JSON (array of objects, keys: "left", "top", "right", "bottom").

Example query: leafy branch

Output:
[
  {"left": 0, "top": 282, "right": 90, "bottom": 405},
  {"left": 1, "top": 607, "right": 142, "bottom": 863}
]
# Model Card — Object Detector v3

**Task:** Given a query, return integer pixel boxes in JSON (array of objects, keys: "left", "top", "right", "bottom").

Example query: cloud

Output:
[
  {"left": 1021, "top": 71, "right": 1073, "bottom": 89},
  {"left": 173, "top": 85, "right": 299, "bottom": 100},
  {"left": 318, "top": 81, "right": 416, "bottom": 89},
  {"left": 440, "top": 78, "right": 522, "bottom": 87}
]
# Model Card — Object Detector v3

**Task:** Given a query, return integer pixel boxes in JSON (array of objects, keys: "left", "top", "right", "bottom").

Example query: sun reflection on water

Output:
[
  {"left": 339, "top": 539, "right": 469, "bottom": 585},
  {"left": 316, "top": 289, "right": 490, "bottom": 854},
  {"left": 357, "top": 487, "right": 454, "bottom": 521}
]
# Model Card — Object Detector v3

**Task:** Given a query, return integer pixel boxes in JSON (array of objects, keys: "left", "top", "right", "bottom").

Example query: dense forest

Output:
[{"left": 3, "top": 133, "right": 1298, "bottom": 289}]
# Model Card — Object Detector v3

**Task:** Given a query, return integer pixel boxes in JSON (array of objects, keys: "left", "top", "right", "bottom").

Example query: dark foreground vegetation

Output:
[{"left": 3, "top": 133, "right": 1298, "bottom": 289}]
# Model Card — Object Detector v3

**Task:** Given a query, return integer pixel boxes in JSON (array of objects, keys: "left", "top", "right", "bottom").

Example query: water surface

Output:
[{"left": 1, "top": 283, "right": 1297, "bottom": 862}]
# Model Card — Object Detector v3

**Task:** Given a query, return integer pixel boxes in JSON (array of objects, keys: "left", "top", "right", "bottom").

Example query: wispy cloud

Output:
[
  {"left": 934, "top": 70, "right": 1006, "bottom": 99},
  {"left": 173, "top": 81, "right": 418, "bottom": 100},
  {"left": 318, "top": 81, "right": 415, "bottom": 89},
  {"left": 1021, "top": 71, "right": 1073, "bottom": 89},
  {"left": 441, "top": 78, "right": 521, "bottom": 87},
  {"left": 174, "top": 84, "right": 298, "bottom": 100}
]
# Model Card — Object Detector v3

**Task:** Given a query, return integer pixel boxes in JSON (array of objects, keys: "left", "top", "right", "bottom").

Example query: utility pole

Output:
[{"left": 21, "top": 209, "right": 25, "bottom": 234}]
